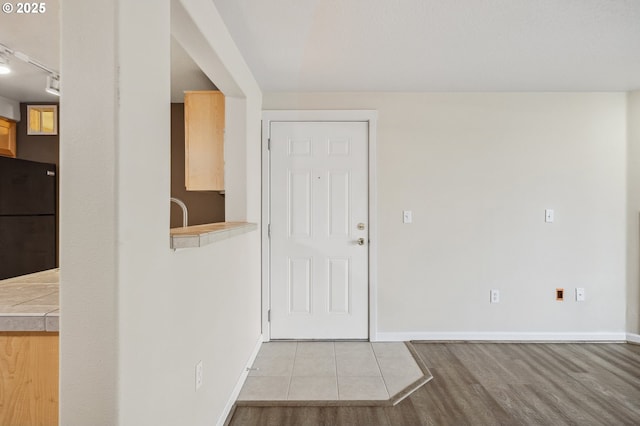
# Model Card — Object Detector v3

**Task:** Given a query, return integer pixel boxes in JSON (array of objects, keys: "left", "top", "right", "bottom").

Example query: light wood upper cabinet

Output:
[
  {"left": 184, "top": 91, "right": 225, "bottom": 191},
  {"left": 0, "top": 118, "right": 17, "bottom": 158}
]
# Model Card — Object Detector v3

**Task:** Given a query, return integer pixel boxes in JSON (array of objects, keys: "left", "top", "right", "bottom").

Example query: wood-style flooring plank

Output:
[
  {"left": 335, "top": 406, "right": 391, "bottom": 426},
  {"left": 383, "top": 395, "right": 423, "bottom": 425},
  {"left": 483, "top": 383, "right": 573, "bottom": 426},
  {"left": 229, "top": 406, "right": 336, "bottom": 426}
]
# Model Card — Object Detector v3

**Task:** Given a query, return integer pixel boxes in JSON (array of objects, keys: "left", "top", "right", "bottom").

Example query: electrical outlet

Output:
[
  {"left": 195, "top": 360, "right": 203, "bottom": 391},
  {"left": 490, "top": 289, "right": 500, "bottom": 304},
  {"left": 545, "top": 209, "right": 554, "bottom": 223},
  {"left": 576, "top": 288, "right": 585, "bottom": 302}
]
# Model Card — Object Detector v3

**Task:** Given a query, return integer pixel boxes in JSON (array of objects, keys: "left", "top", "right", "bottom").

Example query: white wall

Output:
[
  {"left": 60, "top": 0, "right": 262, "bottom": 425},
  {"left": 628, "top": 91, "right": 640, "bottom": 335},
  {"left": 264, "top": 92, "right": 627, "bottom": 338},
  {"left": 60, "top": 1, "right": 118, "bottom": 422},
  {"left": 0, "top": 95, "right": 20, "bottom": 121}
]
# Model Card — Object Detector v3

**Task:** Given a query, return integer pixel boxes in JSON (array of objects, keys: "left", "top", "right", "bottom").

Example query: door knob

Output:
[
  {"left": 357, "top": 238, "right": 366, "bottom": 246},
  {"left": 357, "top": 223, "right": 366, "bottom": 230}
]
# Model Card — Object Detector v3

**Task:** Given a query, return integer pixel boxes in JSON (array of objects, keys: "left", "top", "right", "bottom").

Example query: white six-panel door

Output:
[{"left": 269, "top": 121, "right": 369, "bottom": 339}]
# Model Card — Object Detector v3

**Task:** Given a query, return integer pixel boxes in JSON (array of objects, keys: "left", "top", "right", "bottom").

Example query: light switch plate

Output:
[
  {"left": 576, "top": 288, "right": 585, "bottom": 302},
  {"left": 403, "top": 210, "right": 412, "bottom": 224},
  {"left": 195, "top": 360, "right": 203, "bottom": 390}
]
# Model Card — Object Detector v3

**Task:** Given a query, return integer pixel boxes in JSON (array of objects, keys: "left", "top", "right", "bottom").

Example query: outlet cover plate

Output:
[{"left": 545, "top": 209, "right": 554, "bottom": 223}]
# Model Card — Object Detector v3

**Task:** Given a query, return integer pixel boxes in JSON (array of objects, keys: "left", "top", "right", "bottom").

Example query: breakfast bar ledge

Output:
[{"left": 170, "top": 221, "right": 258, "bottom": 249}]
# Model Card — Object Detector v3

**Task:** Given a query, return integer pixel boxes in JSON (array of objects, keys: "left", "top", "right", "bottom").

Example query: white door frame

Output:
[{"left": 261, "top": 110, "right": 378, "bottom": 342}]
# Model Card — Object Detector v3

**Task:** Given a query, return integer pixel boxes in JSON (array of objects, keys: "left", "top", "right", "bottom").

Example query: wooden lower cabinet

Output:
[{"left": 0, "top": 332, "right": 59, "bottom": 426}]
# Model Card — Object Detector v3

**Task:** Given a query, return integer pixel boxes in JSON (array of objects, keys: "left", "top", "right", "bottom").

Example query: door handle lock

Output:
[{"left": 357, "top": 238, "right": 366, "bottom": 246}]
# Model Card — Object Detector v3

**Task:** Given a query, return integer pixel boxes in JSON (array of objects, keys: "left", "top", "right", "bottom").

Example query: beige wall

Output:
[
  {"left": 0, "top": 95, "right": 20, "bottom": 121},
  {"left": 264, "top": 92, "right": 627, "bottom": 337},
  {"left": 628, "top": 91, "right": 640, "bottom": 335},
  {"left": 61, "top": 0, "right": 262, "bottom": 425}
]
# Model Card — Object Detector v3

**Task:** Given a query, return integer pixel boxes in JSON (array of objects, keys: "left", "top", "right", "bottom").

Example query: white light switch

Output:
[
  {"left": 403, "top": 210, "right": 412, "bottom": 224},
  {"left": 545, "top": 209, "right": 554, "bottom": 223},
  {"left": 195, "top": 360, "right": 203, "bottom": 390},
  {"left": 576, "top": 288, "right": 585, "bottom": 302}
]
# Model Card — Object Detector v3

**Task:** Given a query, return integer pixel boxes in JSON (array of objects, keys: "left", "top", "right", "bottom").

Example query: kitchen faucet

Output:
[{"left": 170, "top": 197, "right": 188, "bottom": 227}]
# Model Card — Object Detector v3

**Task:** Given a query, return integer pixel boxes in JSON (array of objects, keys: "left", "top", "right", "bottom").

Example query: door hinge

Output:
[
  {"left": 268, "top": 310, "right": 271, "bottom": 322},
  {"left": 267, "top": 138, "right": 271, "bottom": 150},
  {"left": 268, "top": 224, "right": 271, "bottom": 238}
]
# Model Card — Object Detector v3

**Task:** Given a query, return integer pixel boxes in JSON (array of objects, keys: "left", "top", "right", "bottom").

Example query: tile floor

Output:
[{"left": 237, "top": 342, "right": 424, "bottom": 401}]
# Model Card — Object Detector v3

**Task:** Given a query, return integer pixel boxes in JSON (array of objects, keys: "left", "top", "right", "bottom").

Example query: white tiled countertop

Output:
[
  {"left": 170, "top": 221, "right": 258, "bottom": 249},
  {"left": 0, "top": 269, "right": 59, "bottom": 332}
]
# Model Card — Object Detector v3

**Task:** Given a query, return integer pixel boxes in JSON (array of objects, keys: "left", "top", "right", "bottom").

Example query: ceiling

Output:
[
  {"left": 0, "top": 1, "right": 214, "bottom": 104},
  {"left": 2, "top": 0, "right": 639, "bottom": 101},
  {"left": 0, "top": 0, "right": 60, "bottom": 102},
  {"left": 211, "top": 0, "right": 640, "bottom": 92}
]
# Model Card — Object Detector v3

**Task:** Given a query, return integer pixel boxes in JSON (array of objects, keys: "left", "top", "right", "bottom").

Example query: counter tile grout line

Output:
[{"left": 10, "top": 290, "right": 58, "bottom": 307}]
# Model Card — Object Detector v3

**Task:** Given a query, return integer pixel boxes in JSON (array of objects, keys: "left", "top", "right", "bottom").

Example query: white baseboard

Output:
[
  {"left": 375, "top": 331, "right": 628, "bottom": 342},
  {"left": 627, "top": 333, "right": 640, "bottom": 344},
  {"left": 217, "top": 334, "right": 263, "bottom": 426}
]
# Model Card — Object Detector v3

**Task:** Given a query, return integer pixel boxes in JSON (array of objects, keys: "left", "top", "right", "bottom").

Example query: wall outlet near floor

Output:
[
  {"left": 490, "top": 289, "right": 500, "bottom": 304},
  {"left": 545, "top": 209, "right": 554, "bottom": 223},
  {"left": 576, "top": 288, "right": 586, "bottom": 302},
  {"left": 195, "top": 360, "right": 203, "bottom": 390}
]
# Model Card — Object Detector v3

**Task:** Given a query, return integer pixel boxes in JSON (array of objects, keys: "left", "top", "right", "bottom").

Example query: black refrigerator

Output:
[{"left": 0, "top": 156, "right": 57, "bottom": 280}]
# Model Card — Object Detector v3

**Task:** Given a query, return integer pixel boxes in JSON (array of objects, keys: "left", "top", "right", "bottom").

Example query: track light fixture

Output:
[
  {"left": 0, "top": 42, "right": 61, "bottom": 95},
  {"left": 0, "top": 50, "right": 10, "bottom": 74},
  {"left": 45, "top": 74, "right": 60, "bottom": 96}
]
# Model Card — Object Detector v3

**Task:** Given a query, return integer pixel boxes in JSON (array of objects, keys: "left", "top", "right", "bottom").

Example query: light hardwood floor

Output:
[{"left": 227, "top": 342, "right": 640, "bottom": 425}]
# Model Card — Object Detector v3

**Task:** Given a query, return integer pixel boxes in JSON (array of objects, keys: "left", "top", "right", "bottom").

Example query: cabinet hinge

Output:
[{"left": 268, "top": 310, "right": 271, "bottom": 322}]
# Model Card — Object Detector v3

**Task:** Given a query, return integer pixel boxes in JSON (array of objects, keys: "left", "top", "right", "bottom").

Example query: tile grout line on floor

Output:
[
  {"left": 372, "top": 344, "right": 391, "bottom": 399},
  {"left": 333, "top": 342, "right": 341, "bottom": 401},
  {"left": 284, "top": 342, "right": 298, "bottom": 400}
]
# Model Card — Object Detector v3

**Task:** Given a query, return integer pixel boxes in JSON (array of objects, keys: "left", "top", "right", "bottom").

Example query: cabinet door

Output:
[
  {"left": 184, "top": 91, "right": 225, "bottom": 191},
  {"left": 0, "top": 118, "right": 17, "bottom": 158}
]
